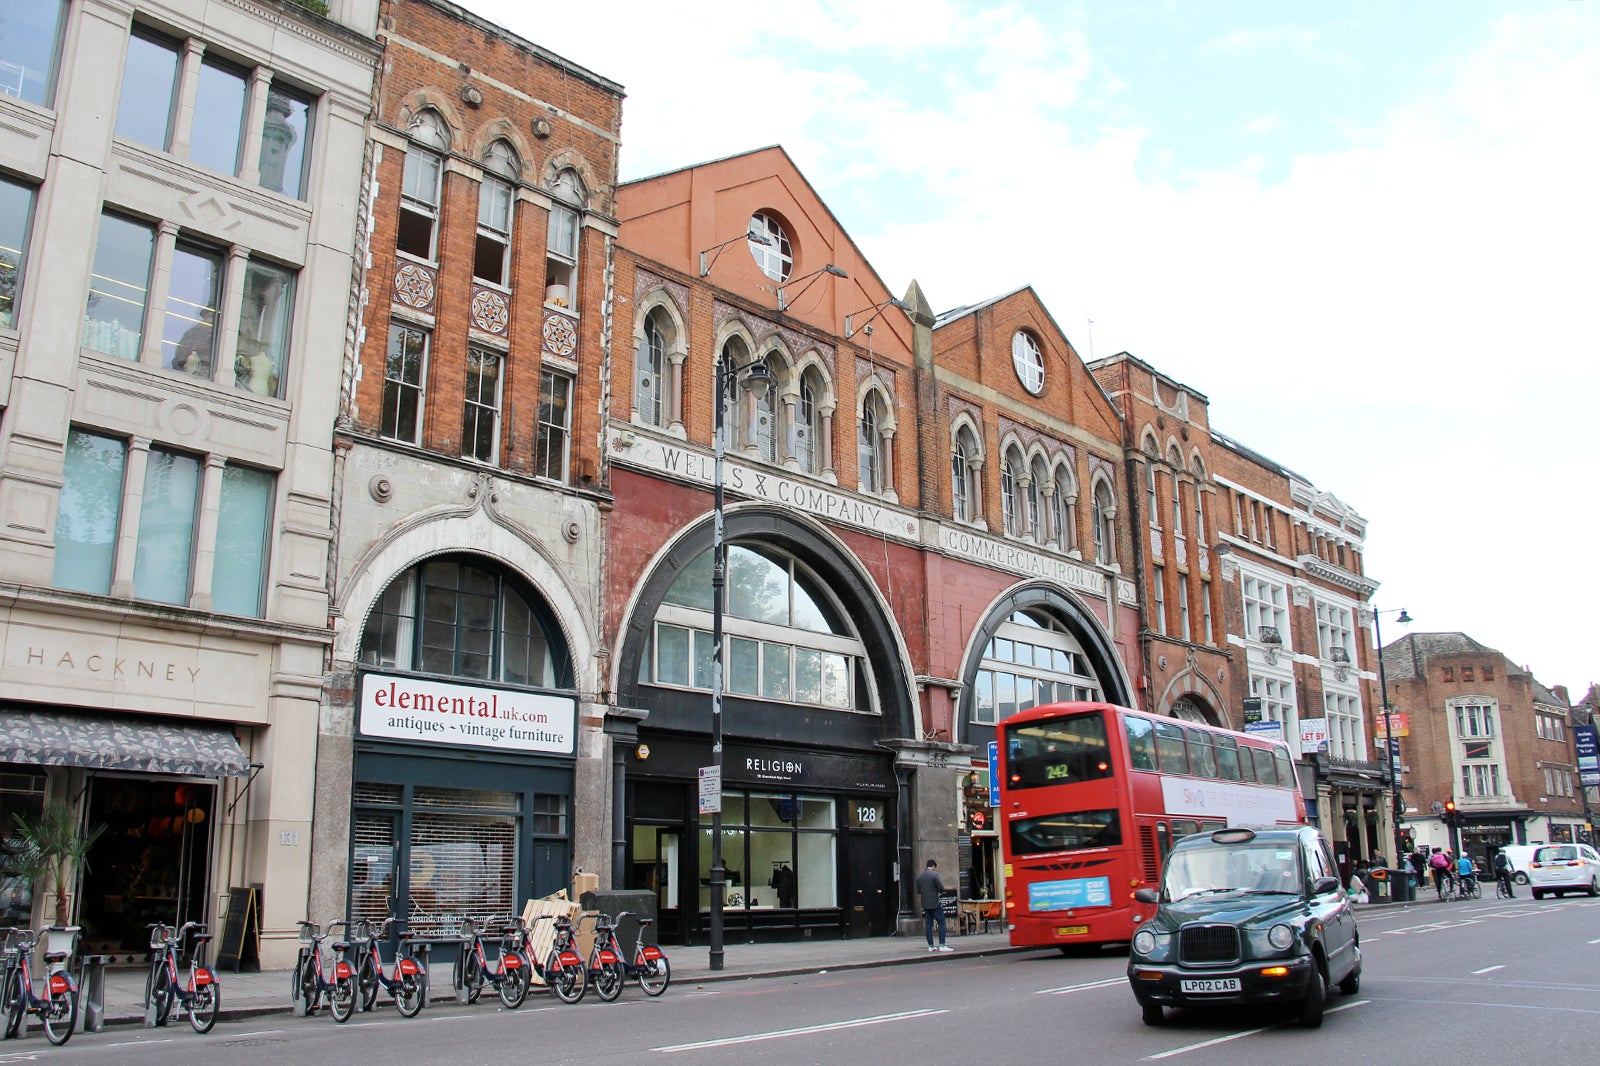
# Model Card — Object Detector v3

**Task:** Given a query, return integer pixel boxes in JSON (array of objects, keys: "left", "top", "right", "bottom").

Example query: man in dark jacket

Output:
[{"left": 916, "top": 859, "right": 953, "bottom": 952}]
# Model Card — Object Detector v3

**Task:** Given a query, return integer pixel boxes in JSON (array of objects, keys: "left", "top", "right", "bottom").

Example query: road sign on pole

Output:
[{"left": 698, "top": 765, "right": 722, "bottom": 815}]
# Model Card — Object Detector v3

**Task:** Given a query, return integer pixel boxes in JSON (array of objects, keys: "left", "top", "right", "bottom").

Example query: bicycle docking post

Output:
[{"left": 79, "top": 955, "right": 107, "bottom": 1032}]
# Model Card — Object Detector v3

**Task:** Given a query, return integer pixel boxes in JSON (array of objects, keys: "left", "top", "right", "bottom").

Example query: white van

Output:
[{"left": 1497, "top": 845, "right": 1538, "bottom": 885}]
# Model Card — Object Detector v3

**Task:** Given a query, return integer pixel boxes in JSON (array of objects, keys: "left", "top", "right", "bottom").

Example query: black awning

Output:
[{"left": 0, "top": 709, "right": 250, "bottom": 778}]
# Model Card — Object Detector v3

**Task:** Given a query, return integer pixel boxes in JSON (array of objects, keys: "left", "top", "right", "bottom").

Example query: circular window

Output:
[
  {"left": 1012, "top": 331, "right": 1044, "bottom": 394},
  {"left": 748, "top": 212, "right": 793, "bottom": 282}
]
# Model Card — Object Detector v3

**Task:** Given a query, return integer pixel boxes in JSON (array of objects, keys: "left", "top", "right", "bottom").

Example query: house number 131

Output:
[{"left": 279, "top": 831, "right": 301, "bottom": 846}]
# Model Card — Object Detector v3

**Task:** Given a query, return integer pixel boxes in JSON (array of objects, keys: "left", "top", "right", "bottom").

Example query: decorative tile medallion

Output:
[
  {"left": 471, "top": 287, "right": 509, "bottom": 334},
  {"left": 543, "top": 311, "right": 578, "bottom": 358},
  {"left": 394, "top": 263, "right": 436, "bottom": 310}
]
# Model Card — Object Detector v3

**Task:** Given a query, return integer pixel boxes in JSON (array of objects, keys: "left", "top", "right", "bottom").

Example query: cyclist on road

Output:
[
  {"left": 1456, "top": 852, "right": 1476, "bottom": 896},
  {"left": 1428, "top": 848, "right": 1450, "bottom": 895},
  {"left": 1491, "top": 849, "right": 1515, "bottom": 898}
]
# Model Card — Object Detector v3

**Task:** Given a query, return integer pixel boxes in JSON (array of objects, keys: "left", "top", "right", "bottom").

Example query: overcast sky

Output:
[{"left": 463, "top": 0, "right": 1600, "bottom": 699}]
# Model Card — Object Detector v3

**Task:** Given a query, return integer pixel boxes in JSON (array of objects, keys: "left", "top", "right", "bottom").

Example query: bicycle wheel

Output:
[
  {"left": 40, "top": 986, "right": 76, "bottom": 1046},
  {"left": 395, "top": 973, "right": 424, "bottom": 1018},
  {"left": 545, "top": 951, "right": 585, "bottom": 1004},
  {"left": 330, "top": 969, "right": 357, "bottom": 1023},
  {"left": 358, "top": 952, "right": 379, "bottom": 1012},
  {"left": 3, "top": 967, "right": 24, "bottom": 1038},
  {"left": 637, "top": 952, "right": 670, "bottom": 997},
  {"left": 297, "top": 957, "right": 320, "bottom": 1013},
  {"left": 458, "top": 949, "right": 483, "bottom": 1004},
  {"left": 593, "top": 959, "right": 624, "bottom": 1002},
  {"left": 150, "top": 963, "right": 174, "bottom": 1026},
  {"left": 497, "top": 952, "right": 528, "bottom": 1009},
  {"left": 187, "top": 976, "right": 219, "bottom": 1034}
]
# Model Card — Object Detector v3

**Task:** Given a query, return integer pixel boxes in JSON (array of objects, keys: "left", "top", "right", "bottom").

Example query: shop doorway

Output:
[
  {"left": 630, "top": 826, "right": 682, "bottom": 940},
  {"left": 846, "top": 832, "right": 889, "bottom": 937},
  {"left": 81, "top": 777, "right": 215, "bottom": 957}
]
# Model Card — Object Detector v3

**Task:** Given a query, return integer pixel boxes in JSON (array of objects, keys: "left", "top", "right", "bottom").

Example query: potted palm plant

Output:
[{"left": 7, "top": 800, "right": 106, "bottom": 954}]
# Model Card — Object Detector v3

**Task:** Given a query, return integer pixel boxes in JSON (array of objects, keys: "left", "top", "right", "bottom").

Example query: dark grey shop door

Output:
[{"left": 846, "top": 833, "right": 889, "bottom": 937}]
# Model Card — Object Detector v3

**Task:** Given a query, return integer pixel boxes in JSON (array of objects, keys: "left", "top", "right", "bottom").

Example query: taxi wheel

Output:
[
  {"left": 1297, "top": 964, "right": 1325, "bottom": 1028},
  {"left": 1140, "top": 1000, "right": 1164, "bottom": 1026}
]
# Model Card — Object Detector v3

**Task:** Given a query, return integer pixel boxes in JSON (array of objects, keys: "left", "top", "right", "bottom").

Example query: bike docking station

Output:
[{"left": 77, "top": 953, "right": 107, "bottom": 1033}]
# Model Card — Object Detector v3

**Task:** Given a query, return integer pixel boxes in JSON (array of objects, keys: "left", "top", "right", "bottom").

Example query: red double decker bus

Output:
[{"left": 997, "top": 701, "right": 1306, "bottom": 950}]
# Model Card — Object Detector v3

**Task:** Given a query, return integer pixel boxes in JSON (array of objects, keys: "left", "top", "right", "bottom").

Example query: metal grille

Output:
[
  {"left": 1140, "top": 824, "right": 1160, "bottom": 883},
  {"left": 1179, "top": 924, "right": 1240, "bottom": 965},
  {"left": 353, "top": 783, "right": 402, "bottom": 806},
  {"left": 407, "top": 810, "right": 516, "bottom": 934},
  {"left": 413, "top": 786, "right": 518, "bottom": 813},
  {"left": 351, "top": 813, "right": 396, "bottom": 928}
]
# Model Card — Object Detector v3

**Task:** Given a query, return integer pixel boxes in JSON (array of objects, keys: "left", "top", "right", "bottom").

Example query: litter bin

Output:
[{"left": 1386, "top": 867, "right": 1414, "bottom": 903}]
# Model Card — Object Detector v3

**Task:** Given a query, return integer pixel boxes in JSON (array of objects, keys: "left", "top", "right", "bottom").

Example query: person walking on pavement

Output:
[{"left": 916, "top": 859, "right": 953, "bottom": 952}]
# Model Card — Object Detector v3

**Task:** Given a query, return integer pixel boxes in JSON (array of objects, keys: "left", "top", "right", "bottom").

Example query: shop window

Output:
[
  {"left": 0, "top": 176, "right": 37, "bottom": 329},
  {"left": 0, "top": 770, "right": 46, "bottom": 927},
  {"left": 696, "top": 791, "right": 835, "bottom": 911},
  {"left": 358, "top": 555, "right": 573, "bottom": 689}
]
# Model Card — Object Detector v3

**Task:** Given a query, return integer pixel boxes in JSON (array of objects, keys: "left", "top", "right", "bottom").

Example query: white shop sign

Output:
[{"left": 359, "top": 673, "right": 575, "bottom": 756}]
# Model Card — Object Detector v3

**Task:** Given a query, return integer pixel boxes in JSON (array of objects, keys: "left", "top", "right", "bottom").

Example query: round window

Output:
[
  {"left": 748, "top": 212, "right": 793, "bottom": 282},
  {"left": 1012, "top": 331, "right": 1044, "bottom": 394}
]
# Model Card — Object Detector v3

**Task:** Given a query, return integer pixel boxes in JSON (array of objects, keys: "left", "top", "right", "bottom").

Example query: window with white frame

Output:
[
  {"left": 1315, "top": 601, "right": 1355, "bottom": 662},
  {"left": 1168, "top": 450, "right": 1184, "bottom": 535},
  {"left": 1461, "top": 763, "right": 1502, "bottom": 798},
  {"left": 1323, "top": 691, "right": 1364, "bottom": 760},
  {"left": 462, "top": 347, "right": 502, "bottom": 463},
  {"left": 1192, "top": 465, "right": 1207, "bottom": 542},
  {"left": 747, "top": 212, "right": 792, "bottom": 282},
  {"left": 796, "top": 369, "right": 823, "bottom": 474},
  {"left": 1242, "top": 574, "right": 1289, "bottom": 643},
  {"left": 951, "top": 434, "right": 971, "bottom": 523},
  {"left": 1000, "top": 448, "right": 1022, "bottom": 537},
  {"left": 1178, "top": 579, "right": 1191, "bottom": 642},
  {"left": 1454, "top": 703, "right": 1497, "bottom": 738},
  {"left": 1011, "top": 331, "right": 1044, "bottom": 395},
  {"left": 1151, "top": 566, "right": 1167, "bottom": 636},
  {"left": 545, "top": 169, "right": 584, "bottom": 305},
  {"left": 971, "top": 611, "right": 1100, "bottom": 726},
  {"left": 1028, "top": 456, "right": 1047, "bottom": 542},
  {"left": 381, "top": 323, "right": 427, "bottom": 444},
  {"left": 534, "top": 369, "right": 572, "bottom": 482},
  {"left": 1201, "top": 580, "right": 1214, "bottom": 645},
  {"left": 398, "top": 111, "right": 448, "bottom": 260},
  {"left": 638, "top": 309, "right": 667, "bottom": 426},
  {"left": 1250, "top": 673, "right": 1297, "bottom": 745},
  {"left": 1092, "top": 480, "right": 1116, "bottom": 564},
  {"left": 1053, "top": 467, "right": 1076, "bottom": 552},
  {"left": 1144, "top": 454, "right": 1158, "bottom": 526},
  {"left": 474, "top": 176, "right": 514, "bottom": 287},
  {"left": 753, "top": 355, "right": 780, "bottom": 462}
]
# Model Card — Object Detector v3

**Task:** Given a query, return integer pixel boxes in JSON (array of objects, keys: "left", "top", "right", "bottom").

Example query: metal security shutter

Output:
[
  {"left": 407, "top": 786, "right": 518, "bottom": 932},
  {"left": 351, "top": 812, "right": 397, "bottom": 928}
]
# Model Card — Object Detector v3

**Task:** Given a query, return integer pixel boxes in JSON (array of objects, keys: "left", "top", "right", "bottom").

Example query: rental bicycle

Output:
[
  {"left": 452, "top": 916, "right": 528, "bottom": 1008},
  {"left": 509, "top": 914, "right": 586, "bottom": 1004},
  {"left": 2, "top": 928, "right": 77, "bottom": 1045},
  {"left": 585, "top": 912, "right": 669, "bottom": 1000},
  {"left": 145, "top": 922, "right": 221, "bottom": 1033},
  {"left": 294, "top": 920, "right": 357, "bottom": 1022},
  {"left": 351, "top": 916, "right": 426, "bottom": 1017}
]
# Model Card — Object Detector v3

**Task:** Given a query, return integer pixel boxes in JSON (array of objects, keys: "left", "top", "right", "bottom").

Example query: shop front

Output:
[
  {"left": 628, "top": 737, "right": 895, "bottom": 942},
  {"left": 0, "top": 709, "right": 251, "bottom": 960},
  {"left": 348, "top": 671, "right": 577, "bottom": 936}
]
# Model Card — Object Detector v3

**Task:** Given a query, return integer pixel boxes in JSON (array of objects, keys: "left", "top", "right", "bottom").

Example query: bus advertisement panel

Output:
[{"left": 998, "top": 701, "right": 1306, "bottom": 949}]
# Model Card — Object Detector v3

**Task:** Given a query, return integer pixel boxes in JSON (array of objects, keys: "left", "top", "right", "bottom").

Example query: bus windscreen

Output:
[
  {"left": 1008, "top": 809, "right": 1121, "bottom": 857},
  {"left": 1002, "top": 710, "right": 1114, "bottom": 790}
]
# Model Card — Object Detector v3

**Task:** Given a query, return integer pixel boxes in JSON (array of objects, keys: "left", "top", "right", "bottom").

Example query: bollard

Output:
[{"left": 78, "top": 955, "right": 107, "bottom": 1033}]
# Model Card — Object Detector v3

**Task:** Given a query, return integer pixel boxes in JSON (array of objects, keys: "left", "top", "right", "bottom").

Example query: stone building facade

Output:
[{"left": 0, "top": 0, "right": 378, "bottom": 965}]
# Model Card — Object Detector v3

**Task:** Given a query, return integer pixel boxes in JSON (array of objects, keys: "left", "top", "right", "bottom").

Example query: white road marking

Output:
[
  {"left": 1144, "top": 1000, "right": 1367, "bottom": 1060},
  {"left": 1471, "top": 965, "right": 1505, "bottom": 974},
  {"left": 1036, "top": 977, "right": 1126, "bottom": 995},
  {"left": 652, "top": 1008, "right": 948, "bottom": 1052},
  {"left": 1589, "top": 938, "right": 1600, "bottom": 945}
]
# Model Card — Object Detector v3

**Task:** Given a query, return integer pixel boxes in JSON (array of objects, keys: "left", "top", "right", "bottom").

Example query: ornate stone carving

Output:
[
  {"left": 543, "top": 311, "right": 578, "bottom": 358},
  {"left": 471, "top": 286, "right": 509, "bottom": 334},
  {"left": 394, "top": 263, "right": 436, "bottom": 310}
]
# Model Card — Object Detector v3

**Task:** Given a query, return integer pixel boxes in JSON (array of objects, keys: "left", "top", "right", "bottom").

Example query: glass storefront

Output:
[{"left": 694, "top": 792, "right": 836, "bottom": 911}]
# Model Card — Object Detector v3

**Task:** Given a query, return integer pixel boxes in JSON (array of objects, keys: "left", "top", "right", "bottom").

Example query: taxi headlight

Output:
[
  {"left": 1267, "top": 924, "right": 1294, "bottom": 950},
  {"left": 1133, "top": 930, "right": 1157, "bottom": 955}
]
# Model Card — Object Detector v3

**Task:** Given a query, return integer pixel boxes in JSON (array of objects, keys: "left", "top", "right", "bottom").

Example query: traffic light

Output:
[{"left": 1443, "top": 800, "right": 1457, "bottom": 827}]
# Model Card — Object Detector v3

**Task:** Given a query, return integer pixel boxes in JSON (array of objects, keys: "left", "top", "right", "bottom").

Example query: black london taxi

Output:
[{"left": 1126, "top": 826, "right": 1361, "bottom": 1028}]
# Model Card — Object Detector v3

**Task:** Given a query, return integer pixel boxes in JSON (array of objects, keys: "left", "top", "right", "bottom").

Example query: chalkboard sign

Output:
[
  {"left": 216, "top": 886, "right": 260, "bottom": 972},
  {"left": 938, "top": 888, "right": 959, "bottom": 917}
]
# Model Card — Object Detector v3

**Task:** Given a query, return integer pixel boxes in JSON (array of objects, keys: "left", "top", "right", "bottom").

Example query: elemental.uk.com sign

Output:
[{"left": 359, "top": 673, "right": 575, "bottom": 756}]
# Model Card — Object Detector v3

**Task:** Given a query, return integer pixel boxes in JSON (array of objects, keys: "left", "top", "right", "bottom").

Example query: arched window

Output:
[
  {"left": 795, "top": 369, "right": 823, "bottom": 473},
  {"left": 970, "top": 609, "right": 1101, "bottom": 726},
  {"left": 1169, "top": 447, "right": 1185, "bottom": 536},
  {"left": 398, "top": 109, "right": 449, "bottom": 260},
  {"left": 1192, "top": 458, "right": 1208, "bottom": 542},
  {"left": 643, "top": 544, "right": 870, "bottom": 712},
  {"left": 1052, "top": 464, "right": 1075, "bottom": 552},
  {"left": 1001, "top": 447, "right": 1024, "bottom": 537},
  {"left": 359, "top": 556, "right": 573, "bottom": 689},
  {"left": 753, "top": 354, "right": 781, "bottom": 462},
  {"left": 748, "top": 212, "right": 792, "bottom": 282},
  {"left": 858, "top": 392, "right": 889, "bottom": 495},
  {"left": 546, "top": 168, "right": 585, "bottom": 307},
  {"left": 1029, "top": 456, "right": 1050, "bottom": 543},
  {"left": 638, "top": 308, "right": 668, "bottom": 426},
  {"left": 1092, "top": 480, "right": 1116, "bottom": 565},
  {"left": 719, "top": 336, "right": 751, "bottom": 449},
  {"left": 952, "top": 434, "right": 972, "bottom": 523},
  {"left": 473, "top": 140, "right": 520, "bottom": 288}
]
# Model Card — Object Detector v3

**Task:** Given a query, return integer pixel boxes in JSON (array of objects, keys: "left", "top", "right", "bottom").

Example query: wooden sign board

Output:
[{"left": 216, "top": 886, "right": 260, "bottom": 972}]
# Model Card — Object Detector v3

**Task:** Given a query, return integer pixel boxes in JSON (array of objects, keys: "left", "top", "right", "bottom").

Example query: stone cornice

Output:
[{"left": 1297, "top": 554, "right": 1379, "bottom": 596}]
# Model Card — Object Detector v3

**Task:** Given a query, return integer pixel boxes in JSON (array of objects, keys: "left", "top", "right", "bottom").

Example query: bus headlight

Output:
[
  {"left": 1267, "top": 924, "right": 1294, "bottom": 950},
  {"left": 1132, "top": 930, "right": 1157, "bottom": 955}
]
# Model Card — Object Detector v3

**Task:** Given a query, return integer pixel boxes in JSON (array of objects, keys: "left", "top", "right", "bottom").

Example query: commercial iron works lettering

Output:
[{"left": 360, "top": 673, "right": 575, "bottom": 756}]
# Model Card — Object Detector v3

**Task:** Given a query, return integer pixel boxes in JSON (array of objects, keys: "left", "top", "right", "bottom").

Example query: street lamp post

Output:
[
  {"left": 707, "top": 353, "right": 772, "bottom": 972},
  {"left": 1373, "top": 606, "right": 1411, "bottom": 872}
]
